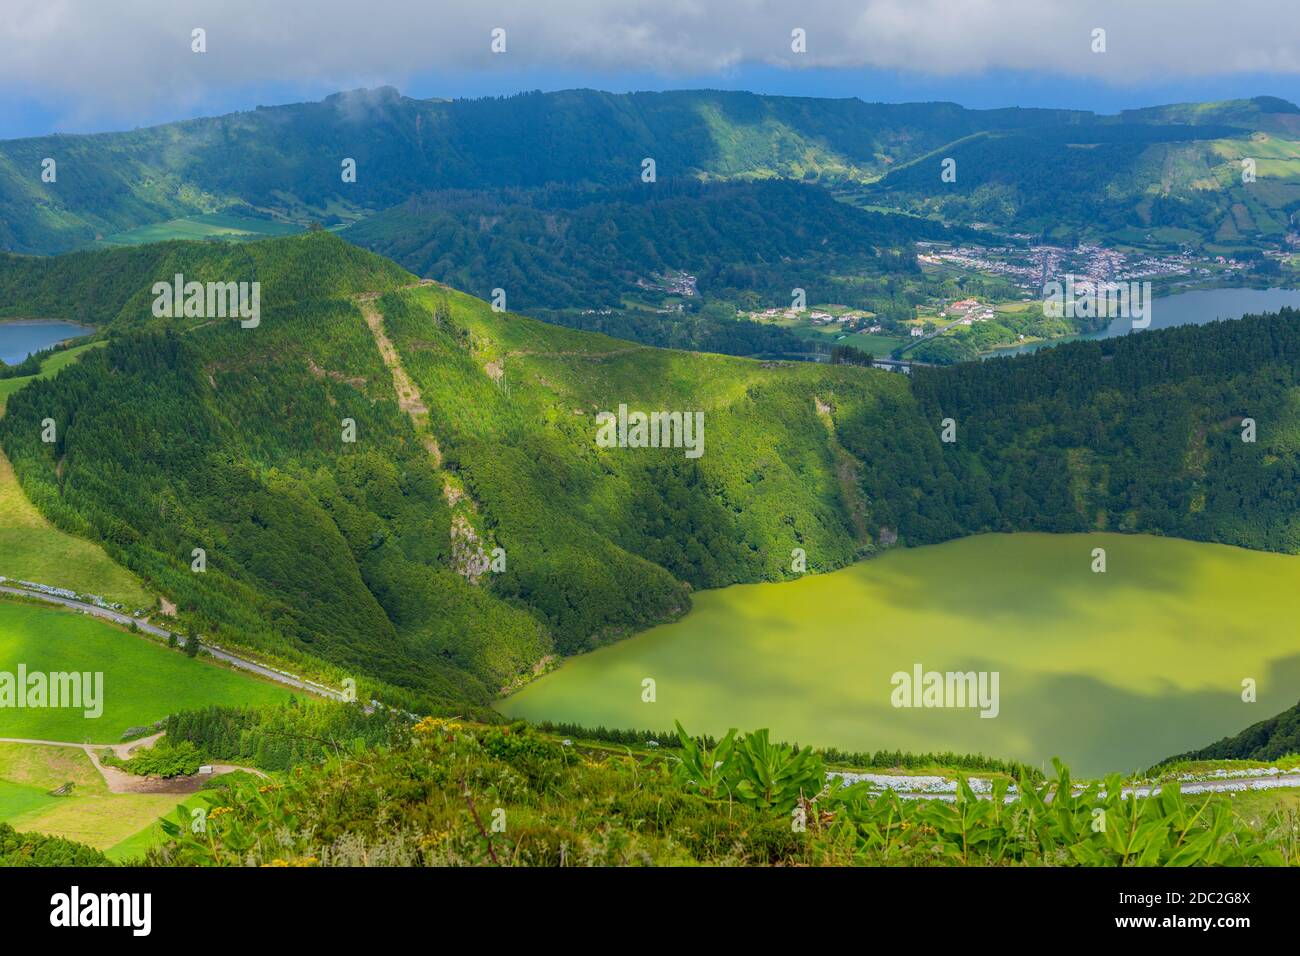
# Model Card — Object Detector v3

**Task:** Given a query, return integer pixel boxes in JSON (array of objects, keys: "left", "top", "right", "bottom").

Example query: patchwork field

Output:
[
  {"left": 0, "top": 741, "right": 199, "bottom": 852},
  {"left": 0, "top": 600, "right": 293, "bottom": 741},
  {"left": 500, "top": 532, "right": 1300, "bottom": 777}
]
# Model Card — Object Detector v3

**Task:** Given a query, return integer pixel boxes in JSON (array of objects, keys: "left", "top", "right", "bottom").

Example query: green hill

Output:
[
  {"left": 866, "top": 98, "right": 1300, "bottom": 249},
  {"left": 1161, "top": 699, "right": 1300, "bottom": 764},
  {"left": 0, "top": 232, "right": 921, "bottom": 709},
  {"left": 344, "top": 178, "right": 957, "bottom": 354},
  {"left": 5, "top": 233, "right": 1300, "bottom": 714},
  {"left": 0, "top": 87, "right": 1139, "bottom": 255}
]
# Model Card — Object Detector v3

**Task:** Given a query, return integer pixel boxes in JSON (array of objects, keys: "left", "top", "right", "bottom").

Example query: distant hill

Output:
[
  {"left": 346, "top": 179, "right": 951, "bottom": 310},
  {"left": 1159, "top": 699, "right": 1300, "bottom": 764},
  {"left": 344, "top": 178, "right": 959, "bottom": 353},
  {"left": 0, "top": 86, "right": 1167, "bottom": 255},
  {"left": 866, "top": 97, "right": 1300, "bottom": 249}
]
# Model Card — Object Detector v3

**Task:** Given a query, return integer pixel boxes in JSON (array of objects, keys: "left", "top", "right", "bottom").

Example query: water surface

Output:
[
  {"left": 500, "top": 533, "right": 1300, "bottom": 776},
  {"left": 990, "top": 286, "right": 1300, "bottom": 358},
  {"left": 0, "top": 320, "right": 91, "bottom": 366}
]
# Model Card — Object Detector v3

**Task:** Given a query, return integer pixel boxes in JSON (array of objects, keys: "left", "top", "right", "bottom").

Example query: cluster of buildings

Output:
[
  {"left": 917, "top": 241, "right": 1210, "bottom": 291},
  {"left": 636, "top": 270, "right": 698, "bottom": 297},
  {"left": 748, "top": 307, "right": 883, "bottom": 333},
  {"left": 943, "top": 297, "right": 996, "bottom": 325}
]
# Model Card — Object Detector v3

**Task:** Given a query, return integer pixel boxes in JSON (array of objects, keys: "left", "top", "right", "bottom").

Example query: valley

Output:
[{"left": 2, "top": 78, "right": 1300, "bottom": 878}]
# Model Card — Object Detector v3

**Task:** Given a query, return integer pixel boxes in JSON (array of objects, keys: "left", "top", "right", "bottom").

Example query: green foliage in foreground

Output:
[
  {"left": 536, "top": 719, "right": 1039, "bottom": 779},
  {"left": 162, "top": 701, "right": 412, "bottom": 772},
  {"left": 144, "top": 720, "right": 1297, "bottom": 867},
  {"left": 0, "top": 822, "right": 109, "bottom": 866}
]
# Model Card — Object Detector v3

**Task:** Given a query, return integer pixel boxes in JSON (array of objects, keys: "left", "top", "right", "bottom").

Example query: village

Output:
[{"left": 732, "top": 236, "right": 1294, "bottom": 363}]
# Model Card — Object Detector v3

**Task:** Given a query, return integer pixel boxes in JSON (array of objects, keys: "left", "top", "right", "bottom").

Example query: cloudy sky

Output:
[{"left": 3, "top": 0, "right": 1300, "bottom": 138}]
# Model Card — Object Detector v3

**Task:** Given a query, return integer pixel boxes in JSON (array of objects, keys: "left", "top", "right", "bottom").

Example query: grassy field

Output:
[
  {"left": 0, "top": 600, "right": 293, "bottom": 741},
  {"left": 0, "top": 450, "right": 151, "bottom": 607},
  {"left": 791, "top": 324, "right": 909, "bottom": 356},
  {"left": 103, "top": 792, "right": 210, "bottom": 861},
  {"left": 95, "top": 212, "right": 301, "bottom": 247},
  {"left": 0, "top": 741, "right": 197, "bottom": 851},
  {"left": 501, "top": 532, "right": 1300, "bottom": 777}
]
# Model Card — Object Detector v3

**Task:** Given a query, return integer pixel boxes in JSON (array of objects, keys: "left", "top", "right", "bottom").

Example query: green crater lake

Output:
[{"left": 499, "top": 533, "right": 1300, "bottom": 776}]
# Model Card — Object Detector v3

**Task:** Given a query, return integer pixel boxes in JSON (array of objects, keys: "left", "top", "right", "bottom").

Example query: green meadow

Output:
[
  {"left": 95, "top": 212, "right": 301, "bottom": 247},
  {"left": 0, "top": 741, "right": 201, "bottom": 851},
  {"left": 0, "top": 601, "right": 292, "bottom": 741},
  {"left": 500, "top": 532, "right": 1300, "bottom": 777}
]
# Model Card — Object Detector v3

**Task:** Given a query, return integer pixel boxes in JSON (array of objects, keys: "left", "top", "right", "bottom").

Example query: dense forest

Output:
[
  {"left": 345, "top": 179, "right": 962, "bottom": 354},
  {"left": 907, "top": 309, "right": 1300, "bottom": 551}
]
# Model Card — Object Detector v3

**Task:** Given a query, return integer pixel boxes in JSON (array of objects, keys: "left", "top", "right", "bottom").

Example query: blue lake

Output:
[
  {"left": 0, "top": 321, "right": 92, "bottom": 366},
  {"left": 988, "top": 286, "right": 1300, "bottom": 358}
]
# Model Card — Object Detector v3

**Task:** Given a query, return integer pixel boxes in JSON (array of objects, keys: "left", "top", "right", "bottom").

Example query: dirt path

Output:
[
  {"left": 358, "top": 295, "right": 430, "bottom": 418},
  {"left": 0, "top": 734, "right": 267, "bottom": 795}
]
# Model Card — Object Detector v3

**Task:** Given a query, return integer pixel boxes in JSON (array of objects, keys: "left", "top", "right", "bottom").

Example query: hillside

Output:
[
  {"left": 1162, "top": 699, "right": 1300, "bottom": 764},
  {"left": 0, "top": 87, "right": 1187, "bottom": 256},
  {"left": 344, "top": 178, "right": 957, "bottom": 354},
  {"left": 5, "top": 234, "right": 1300, "bottom": 714},
  {"left": 0, "top": 232, "right": 926, "bottom": 710},
  {"left": 866, "top": 97, "right": 1300, "bottom": 251}
]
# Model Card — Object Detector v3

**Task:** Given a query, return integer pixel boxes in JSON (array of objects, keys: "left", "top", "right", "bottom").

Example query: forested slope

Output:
[
  {"left": 0, "top": 86, "right": 1143, "bottom": 254},
  {"left": 910, "top": 311, "right": 1300, "bottom": 552},
  {"left": 4, "top": 233, "right": 1300, "bottom": 713},
  {"left": 1160, "top": 699, "right": 1300, "bottom": 764},
  {"left": 0, "top": 232, "right": 929, "bottom": 709}
]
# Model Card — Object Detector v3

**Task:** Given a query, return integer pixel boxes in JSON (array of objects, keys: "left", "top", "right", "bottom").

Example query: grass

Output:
[
  {"left": 0, "top": 778, "right": 61, "bottom": 820},
  {"left": 0, "top": 741, "right": 195, "bottom": 851},
  {"left": 0, "top": 600, "right": 293, "bottom": 741},
  {"left": 95, "top": 212, "right": 301, "bottom": 247},
  {"left": 103, "top": 792, "right": 210, "bottom": 862},
  {"left": 0, "top": 450, "right": 151, "bottom": 607}
]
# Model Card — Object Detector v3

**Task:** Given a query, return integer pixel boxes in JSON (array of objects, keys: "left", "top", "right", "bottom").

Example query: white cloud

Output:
[{"left": 4, "top": 0, "right": 1299, "bottom": 126}]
